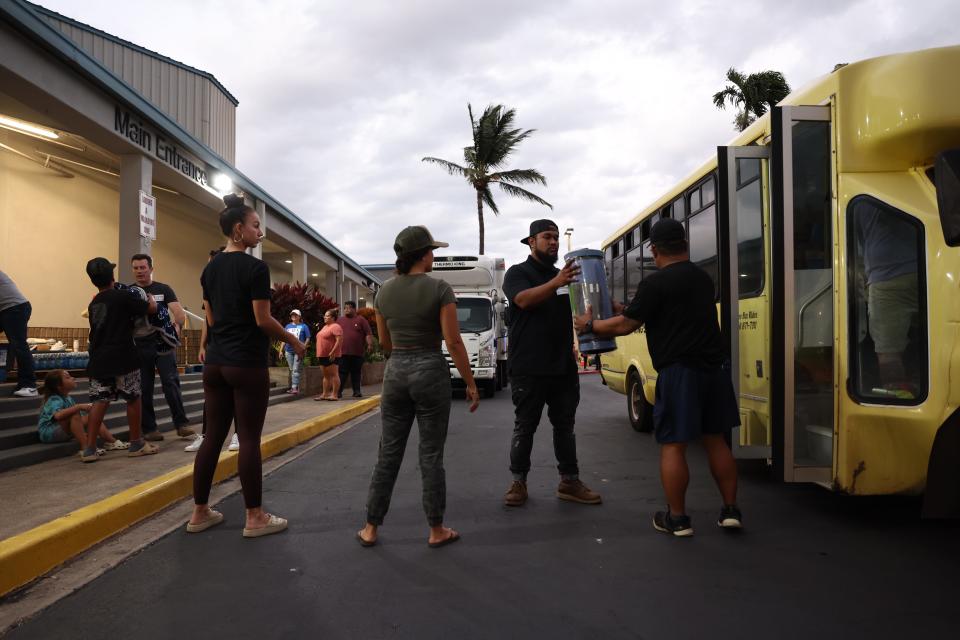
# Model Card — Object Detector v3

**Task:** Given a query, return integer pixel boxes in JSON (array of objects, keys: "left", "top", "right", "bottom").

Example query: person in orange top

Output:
[{"left": 314, "top": 309, "right": 344, "bottom": 401}]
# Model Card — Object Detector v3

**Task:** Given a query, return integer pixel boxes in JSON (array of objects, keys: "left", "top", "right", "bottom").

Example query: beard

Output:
[{"left": 534, "top": 248, "right": 558, "bottom": 265}]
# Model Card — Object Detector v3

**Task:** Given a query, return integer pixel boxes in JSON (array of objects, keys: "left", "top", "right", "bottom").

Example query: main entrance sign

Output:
[{"left": 114, "top": 107, "right": 210, "bottom": 187}]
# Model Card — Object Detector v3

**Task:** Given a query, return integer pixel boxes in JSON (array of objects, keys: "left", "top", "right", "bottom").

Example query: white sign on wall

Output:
[{"left": 139, "top": 191, "right": 156, "bottom": 240}]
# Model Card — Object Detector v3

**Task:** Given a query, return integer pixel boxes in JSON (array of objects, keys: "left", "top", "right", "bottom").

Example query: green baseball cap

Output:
[{"left": 393, "top": 225, "right": 449, "bottom": 255}]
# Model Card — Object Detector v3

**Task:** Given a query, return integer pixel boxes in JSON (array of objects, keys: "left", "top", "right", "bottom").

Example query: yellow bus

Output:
[{"left": 599, "top": 45, "right": 960, "bottom": 515}]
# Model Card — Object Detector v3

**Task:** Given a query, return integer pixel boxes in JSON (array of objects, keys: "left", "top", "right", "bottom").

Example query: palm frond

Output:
[
  {"left": 422, "top": 157, "right": 469, "bottom": 178},
  {"left": 497, "top": 182, "right": 552, "bottom": 209},
  {"left": 480, "top": 185, "right": 500, "bottom": 215},
  {"left": 712, "top": 86, "right": 743, "bottom": 110},
  {"left": 490, "top": 168, "right": 547, "bottom": 187}
]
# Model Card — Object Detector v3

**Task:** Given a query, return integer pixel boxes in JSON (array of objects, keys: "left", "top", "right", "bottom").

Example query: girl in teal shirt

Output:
[{"left": 38, "top": 370, "right": 128, "bottom": 453}]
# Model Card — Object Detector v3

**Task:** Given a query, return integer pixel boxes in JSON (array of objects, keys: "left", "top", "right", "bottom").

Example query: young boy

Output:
[{"left": 81, "top": 257, "right": 160, "bottom": 462}]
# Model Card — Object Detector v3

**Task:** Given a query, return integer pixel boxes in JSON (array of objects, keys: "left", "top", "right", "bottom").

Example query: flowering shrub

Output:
[{"left": 270, "top": 282, "right": 337, "bottom": 365}]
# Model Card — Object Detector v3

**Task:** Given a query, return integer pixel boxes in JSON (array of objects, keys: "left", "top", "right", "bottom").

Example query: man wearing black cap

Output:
[
  {"left": 501, "top": 219, "right": 602, "bottom": 507},
  {"left": 82, "top": 257, "right": 160, "bottom": 462},
  {"left": 574, "top": 218, "right": 741, "bottom": 536}
]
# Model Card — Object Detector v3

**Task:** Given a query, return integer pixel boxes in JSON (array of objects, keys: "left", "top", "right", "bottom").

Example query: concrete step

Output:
[
  {"left": 0, "top": 374, "right": 204, "bottom": 411},
  {"left": 0, "top": 377, "right": 205, "bottom": 431},
  {"left": 0, "top": 387, "right": 296, "bottom": 473}
]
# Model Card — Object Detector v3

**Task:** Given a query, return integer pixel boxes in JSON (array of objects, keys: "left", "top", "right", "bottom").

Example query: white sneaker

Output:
[
  {"left": 184, "top": 434, "right": 204, "bottom": 452},
  {"left": 228, "top": 433, "right": 240, "bottom": 451},
  {"left": 13, "top": 387, "right": 38, "bottom": 398}
]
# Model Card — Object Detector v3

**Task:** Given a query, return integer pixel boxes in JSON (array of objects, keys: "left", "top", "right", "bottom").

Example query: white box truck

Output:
[{"left": 429, "top": 256, "right": 508, "bottom": 397}]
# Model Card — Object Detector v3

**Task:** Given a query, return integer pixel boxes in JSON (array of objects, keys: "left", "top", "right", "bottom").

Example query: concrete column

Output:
[
  {"left": 336, "top": 259, "right": 344, "bottom": 306},
  {"left": 251, "top": 199, "right": 266, "bottom": 259},
  {"left": 325, "top": 270, "right": 338, "bottom": 302},
  {"left": 118, "top": 154, "right": 152, "bottom": 262},
  {"left": 291, "top": 251, "right": 308, "bottom": 284}
]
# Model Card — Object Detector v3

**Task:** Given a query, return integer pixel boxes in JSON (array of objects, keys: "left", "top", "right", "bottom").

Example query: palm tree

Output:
[
  {"left": 423, "top": 104, "right": 552, "bottom": 255},
  {"left": 712, "top": 68, "right": 791, "bottom": 132}
]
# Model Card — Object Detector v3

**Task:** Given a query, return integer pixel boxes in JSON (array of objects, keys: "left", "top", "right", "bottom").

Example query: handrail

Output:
[{"left": 797, "top": 281, "right": 832, "bottom": 346}]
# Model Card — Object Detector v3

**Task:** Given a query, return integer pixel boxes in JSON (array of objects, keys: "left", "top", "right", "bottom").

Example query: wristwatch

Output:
[{"left": 583, "top": 320, "right": 594, "bottom": 335}]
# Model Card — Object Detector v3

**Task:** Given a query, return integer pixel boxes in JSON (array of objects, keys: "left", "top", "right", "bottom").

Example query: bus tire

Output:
[{"left": 627, "top": 370, "right": 653, "bottom": 433}]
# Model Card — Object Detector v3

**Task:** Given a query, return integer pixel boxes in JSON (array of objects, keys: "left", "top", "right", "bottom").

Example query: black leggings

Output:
[{"left": 193, "top": 364, "right": 270, "bottom": 508}]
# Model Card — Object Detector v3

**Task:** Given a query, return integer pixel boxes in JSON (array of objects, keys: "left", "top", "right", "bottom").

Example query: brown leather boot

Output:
[
  {"left": 557, "top": 479, "right": 602, "bottom": 504},
  {"left": 504, "top": 480, "right": 528, "bottom": 506}
]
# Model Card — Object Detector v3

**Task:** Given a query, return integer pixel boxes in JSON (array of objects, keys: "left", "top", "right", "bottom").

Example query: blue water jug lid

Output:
[{"left": 564, "top": 248, "right": 604, "bottom": 261}]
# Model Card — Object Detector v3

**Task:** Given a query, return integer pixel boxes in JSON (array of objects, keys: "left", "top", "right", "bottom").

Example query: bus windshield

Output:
[{"left": 456, "top": 298, "right": 492, "bottom": 333}]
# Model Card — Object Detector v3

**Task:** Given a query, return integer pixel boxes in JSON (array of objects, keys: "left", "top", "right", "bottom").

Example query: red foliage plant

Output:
[
  {"left": 270, "top": 282, "right": 338, "bottom": 334},
  {"left": 356, "top": 306, "right": 377, "bottom": 338}
]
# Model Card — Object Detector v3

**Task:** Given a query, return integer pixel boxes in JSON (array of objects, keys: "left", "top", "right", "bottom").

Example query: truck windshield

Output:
[{"left": 456, "top": 298, "right": 493, "bottom": 333}]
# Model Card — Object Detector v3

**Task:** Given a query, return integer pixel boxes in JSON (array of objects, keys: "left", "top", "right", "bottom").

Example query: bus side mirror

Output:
[{"left": 936, "top": 149, "right": 960, "bottom": 246}]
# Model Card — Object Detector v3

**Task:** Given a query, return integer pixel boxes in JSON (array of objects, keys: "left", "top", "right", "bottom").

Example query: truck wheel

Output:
[
  {"left": 627, "top": 370, "right": 653, "bottom": 433},
  {"left": 495, "top": 369, "right": 503, "bottom": 391},
  {"left": 483, "top": 379, "right": 497, "bottom": 398}
]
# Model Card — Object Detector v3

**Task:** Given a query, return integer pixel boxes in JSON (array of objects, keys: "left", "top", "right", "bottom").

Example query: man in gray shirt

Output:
[{"left": 0, "top": 270, "right": 37, "bottom": 397}]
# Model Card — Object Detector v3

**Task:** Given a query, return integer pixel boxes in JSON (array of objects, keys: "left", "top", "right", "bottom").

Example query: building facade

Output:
[{"left": 0, "top": 0, "right": 379, "bottom": 334}]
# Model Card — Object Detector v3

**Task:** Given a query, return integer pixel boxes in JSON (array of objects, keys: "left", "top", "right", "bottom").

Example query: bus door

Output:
[
  {"left": 771, "top": 105, "right": 836, "bottom": 484},
  {"left": 717, "top": 144, "right": 772, "bottom": 459}
]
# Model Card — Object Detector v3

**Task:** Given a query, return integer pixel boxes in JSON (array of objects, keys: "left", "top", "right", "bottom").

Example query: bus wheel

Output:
[{"left": 627, "top": 371, "right": 653, "bottom": 433}]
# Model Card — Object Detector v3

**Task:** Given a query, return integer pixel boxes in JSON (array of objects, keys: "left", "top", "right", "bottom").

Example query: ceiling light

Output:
[
  {"left": 284, "top": 259, "right": 293, "bottom": 264},
  {"left": 311, "top": 273, "right": 319, "bottom": 277},
  {"left": 0, "top": 115, "right": 59, "bottom": 139}
]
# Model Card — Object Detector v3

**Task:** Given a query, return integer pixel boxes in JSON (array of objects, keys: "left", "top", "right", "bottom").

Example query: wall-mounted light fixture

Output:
[
  {"left": 0, "top": 114, "right": 59, "bottom": 140},
  {"left": 212, "top": 173, "right": 233, "bottom": 194}
]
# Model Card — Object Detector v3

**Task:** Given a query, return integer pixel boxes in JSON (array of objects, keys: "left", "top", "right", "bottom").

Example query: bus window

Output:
[
  {"left": 626, "top": 241, "right": 643, "bottom": 298},
  {"left": 688, "top": 204, "right": 718, "bottom": 298},
  {"left": 737, "top": 158, "right": 764, "bottom": 297},
  {"left": 604, "top": 245, "right": 613, "bottom": 293},
  {"left": 701, "top": 176, "right": 716, "bottom": 206},
  {"left": 612, "top": 239, "right": 622, "bottom": 259},
  {"left": 671, "top": 197, "right": 685, "bottom": 220},
  {"left": 624, "top": 227, "right": 636, "bottom": 251},
  {"left": 688, "top": 188, "right": 701, "bottom": 213},
  {"left": 848, "top": 196, "right": 927, "bottom": 404},
  {"left": 612, "top": 255, "right": 625, "bottom": 303},
  {"left": 641, "top": 240, "right": 657, "bottom": 281}
]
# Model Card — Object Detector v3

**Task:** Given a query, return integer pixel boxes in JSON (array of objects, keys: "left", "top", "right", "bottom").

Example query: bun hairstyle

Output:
[{"left": 219, "top": 193, "right": 255, "bottom": 236}]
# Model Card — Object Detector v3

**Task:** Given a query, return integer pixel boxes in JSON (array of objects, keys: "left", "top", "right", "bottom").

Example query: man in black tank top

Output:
[{"left": 574, "top": 219, "right": 742, "bottom": 537}]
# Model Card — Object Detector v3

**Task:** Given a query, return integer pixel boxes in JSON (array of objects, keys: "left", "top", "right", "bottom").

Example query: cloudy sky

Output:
[{"left": 43, "top": 0, "right": 960, "bottom": 269}]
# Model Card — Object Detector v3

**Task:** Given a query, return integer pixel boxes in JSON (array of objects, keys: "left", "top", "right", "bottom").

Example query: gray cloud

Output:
[{"left": 45, "top": 0, "right": 960, "bottom": 268}]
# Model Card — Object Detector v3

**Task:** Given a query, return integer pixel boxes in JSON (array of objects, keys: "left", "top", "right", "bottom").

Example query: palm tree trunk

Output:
[{"left": 476, "top": 189, "right": 485, "bottom": 255}]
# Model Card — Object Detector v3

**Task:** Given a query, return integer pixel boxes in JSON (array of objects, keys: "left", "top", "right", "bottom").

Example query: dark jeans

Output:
[
  {"left": 338, "top": 354, "right": 364, "bottom": 396},
  {"left": 366, "top": 350, "right": 451, "bottom": 526},
  {"left": 0, "top": 302, "right": 35, "bottom": 389},
  {"left": 137, "top": 341, "right": 188, "bottom": 433},
  {"left": 194, "top": 365, "right": 269, "bottom": 508},
  {"left": 509, "top": 372, "right": 581, "bottom": 478}
]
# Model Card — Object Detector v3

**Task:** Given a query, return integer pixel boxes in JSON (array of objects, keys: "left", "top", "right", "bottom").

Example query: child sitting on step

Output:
[{"left": 38, "top": 370, "right": 128, "bottom": 454}]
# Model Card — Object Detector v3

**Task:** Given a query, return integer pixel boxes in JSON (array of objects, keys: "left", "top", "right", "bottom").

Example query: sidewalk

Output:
[{"left": 0, "top": 385, "right": 381, "bottom": 597}]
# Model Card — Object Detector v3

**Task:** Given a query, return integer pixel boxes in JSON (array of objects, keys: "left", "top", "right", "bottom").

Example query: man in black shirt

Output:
[
  {"left": 131, "top": 254, "right": 195, "bottom": 441},
  {"left": 502, "top": 219, "right": 602, "bottom": 507},
  {"left": 83, "top": 258, "right": 160, "bottom": 462},
  {"left": 574, "top": 219, "right": 741, "bottom": 536}
]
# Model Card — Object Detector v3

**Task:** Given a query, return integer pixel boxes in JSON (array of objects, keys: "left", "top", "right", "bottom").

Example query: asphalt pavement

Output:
[{"left": 7, "top": 375, "right": 958, "bottom": 639}]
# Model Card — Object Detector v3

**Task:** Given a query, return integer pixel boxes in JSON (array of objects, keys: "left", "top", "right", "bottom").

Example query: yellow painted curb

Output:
[{"left": 0, "top": 396, "right": 380, "bottom": 598}]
